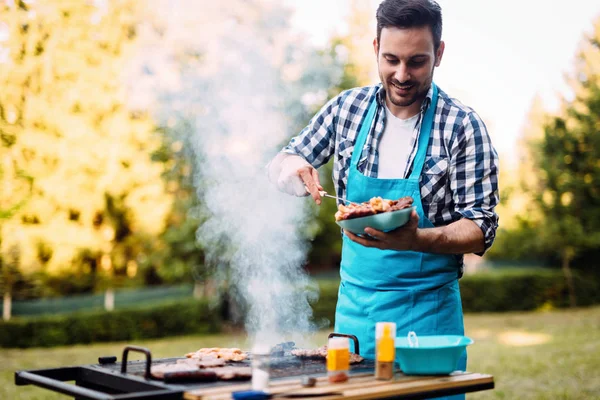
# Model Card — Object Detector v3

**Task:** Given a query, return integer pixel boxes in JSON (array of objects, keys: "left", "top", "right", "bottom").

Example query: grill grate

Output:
[{"left": 110, "top": 355, "right": 376, "bottom": 383}]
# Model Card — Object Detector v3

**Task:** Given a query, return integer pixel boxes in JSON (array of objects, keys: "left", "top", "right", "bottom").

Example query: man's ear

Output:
[
  {"left": 373, "top": 38, "right": 378, "bottom": 56},
  {"left": 435, "top": 41, "right": 445, "bottom": 67}
]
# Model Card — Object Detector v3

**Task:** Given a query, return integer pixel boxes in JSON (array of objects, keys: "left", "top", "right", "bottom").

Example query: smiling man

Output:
[{"left": 268, "top": 2, "right": 499, "bottom": 398}]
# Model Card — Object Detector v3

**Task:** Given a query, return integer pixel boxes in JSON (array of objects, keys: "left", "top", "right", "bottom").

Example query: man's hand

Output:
[
  {"left": 344, "top": 213, "right": 486, "bottom": 254},
  {"left": 344, "top": 209, "right": 420, "bottom": 251},
  {"left": 267, "top": 153, "right": 323, "bottom": 204}
]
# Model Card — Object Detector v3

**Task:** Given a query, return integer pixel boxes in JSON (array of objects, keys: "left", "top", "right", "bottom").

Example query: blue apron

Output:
[{"left": 334, "top": 84, "right": 466, "bottom": 400}]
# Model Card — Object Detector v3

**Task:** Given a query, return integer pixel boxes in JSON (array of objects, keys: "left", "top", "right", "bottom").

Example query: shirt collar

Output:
[{"left": 375, "top": 83, "right": 434, "bottom": 113}]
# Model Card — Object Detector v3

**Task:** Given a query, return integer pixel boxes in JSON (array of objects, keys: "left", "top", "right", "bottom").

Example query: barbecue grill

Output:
[{"left": 15, "top": 334, "right": 494, "bottom": 400}]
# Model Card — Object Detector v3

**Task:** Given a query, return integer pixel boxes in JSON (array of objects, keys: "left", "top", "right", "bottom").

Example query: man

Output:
[{"left": 268, "top": 0, "right": 498, "bottom": 396}]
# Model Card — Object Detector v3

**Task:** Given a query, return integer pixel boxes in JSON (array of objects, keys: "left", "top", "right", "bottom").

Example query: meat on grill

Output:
[
  {"left": 152, "top": 360, "right": 249, "bottom": 381},
  {"left": 176, "top": 358, "right": 226, "bottom": 368},
  {"left": 163, "top": 369, "right": 218, "bottom": 383},
  {"left": 206, "top": 366, "right": 252, "bottom": 380},
  {"left": 291, "top": 346, "right": 328, "bottom": 359},
  {"left": 151, "top": 363, "right": 199, "bottom": 379},
  {"left": 335, "top": 196, "right": 414, "bottom": 221},
  {"left": 152, "top": 348, "right": 248, "bottom": 381},
  {"left": 291, "top": 345, "right": 364, "bottom": 364},
  {"left": 185, "top": 347, "right": 248, "bottom": 362}
]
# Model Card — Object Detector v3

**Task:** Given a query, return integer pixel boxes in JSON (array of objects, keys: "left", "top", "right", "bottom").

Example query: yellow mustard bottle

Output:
[
  {"left": 327, "top": 337, "right": 350, "bottom": 383},
  {"left": 376, "top": 322, "right": 396, "bottom": 380}
]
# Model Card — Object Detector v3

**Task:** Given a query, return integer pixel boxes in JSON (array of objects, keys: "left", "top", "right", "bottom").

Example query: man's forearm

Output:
[{"left": 413, "top": 218, "right": 485, "bottom": 254}]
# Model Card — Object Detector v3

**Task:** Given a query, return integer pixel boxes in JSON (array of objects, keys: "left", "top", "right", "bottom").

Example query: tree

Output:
[
  {"left": 304, "top": 0, "right": 374, "bottom": 270},
  {"left": 142, "top": 123, "right": 209, "bottom": 291},
  {"left": 126, "top": 0, "right": 357, "bottom": 339},
  {"left": 0, "top": 0, "right": 172, "bottom": 298},
  {"left": 486, "top": 96, "right": 550, "bottom": 263},
  {"left": 526, "top": 17, "right": 600, "bottom": 307}
]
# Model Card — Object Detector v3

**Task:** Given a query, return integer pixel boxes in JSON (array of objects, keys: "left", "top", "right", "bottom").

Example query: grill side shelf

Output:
[
  {"left": 15, "top": 366, "right": 183, "bottom": 400},
  {"left": 16, "top": 368, "right": 109, "bottom": 400}
]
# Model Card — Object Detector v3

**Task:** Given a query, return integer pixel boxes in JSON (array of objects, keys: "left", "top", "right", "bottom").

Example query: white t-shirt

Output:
[{"left": 377, "top": 104, "right": 420, "bottom": 179}]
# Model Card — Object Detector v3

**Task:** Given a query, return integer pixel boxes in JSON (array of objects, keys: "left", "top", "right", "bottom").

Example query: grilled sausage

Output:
[{"left": 163, "top": 370, "right": 218, "bottom": 383}]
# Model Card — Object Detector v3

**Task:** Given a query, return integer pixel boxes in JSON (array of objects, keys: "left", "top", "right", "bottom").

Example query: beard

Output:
[{"left": 380, "top": 68, "right": 434, "bottom": 109}]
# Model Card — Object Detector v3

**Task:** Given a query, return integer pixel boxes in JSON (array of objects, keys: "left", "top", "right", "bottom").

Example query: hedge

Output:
[
  {"left": 459, "top": 269, "right": 600, "bottom": 312},
  {"left": 0, "top": 299, "right": 220, "bottom": 348},
  {"left": 310, "top": 269, "right": 600, "bottom": 327},
  {"left": 2, "top": 270, "right": 599, "bottom": 348}
]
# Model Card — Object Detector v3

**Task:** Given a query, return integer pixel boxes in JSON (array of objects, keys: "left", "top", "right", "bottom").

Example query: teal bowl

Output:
[
  {"left": 394, "top": 335, "right": 473, "bottom": 375},
  {"left": 336, "top": 206, "right": 415, "bottom": 234}
]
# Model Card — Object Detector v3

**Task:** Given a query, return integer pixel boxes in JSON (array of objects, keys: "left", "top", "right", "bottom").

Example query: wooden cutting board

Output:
[{"left": 183, "top": 371, "right": 494, "bottom": 400}]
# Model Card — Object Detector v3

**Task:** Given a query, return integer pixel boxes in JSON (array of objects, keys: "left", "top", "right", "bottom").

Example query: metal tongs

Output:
[{"left": 318, "top": 190, "right": 360, "bottom": 206}]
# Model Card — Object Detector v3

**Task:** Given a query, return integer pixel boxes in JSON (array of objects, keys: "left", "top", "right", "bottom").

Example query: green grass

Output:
[
  {"left": 466, "top": 306, "right": 600, "bottom": 399},
  {"left": 3, "top": 306, "right": 599, "bottom": 400}
]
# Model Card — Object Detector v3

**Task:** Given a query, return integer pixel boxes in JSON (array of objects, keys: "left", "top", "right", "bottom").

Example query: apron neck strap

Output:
[
  {"left": 350, "top": 97, "right": 378, "bottom": 168},
  {"left": 408, "top": 83, "right": 438, "bottom": 180},
  {"left": 350, "top": 83, "right": 439, "bottom": 176}
]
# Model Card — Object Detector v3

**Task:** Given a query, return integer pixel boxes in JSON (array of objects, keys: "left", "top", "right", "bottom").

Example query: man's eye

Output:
[
  {"left": 386, "top": 58, "right": 398, "bottom": 65},
  {"left": 409, "top": 60, "right": 426, "bottom": 67}
]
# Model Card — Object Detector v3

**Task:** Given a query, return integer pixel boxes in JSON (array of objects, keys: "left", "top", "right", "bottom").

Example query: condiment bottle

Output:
[
  {"left": 375, "top": 322, "right": 396, "bottom": 380},
  {"left": 327, "top": 337, "right": 350, "bottom": 383},
  {"left": 251, "top": 343, "right": 271, "bottom": 391}
]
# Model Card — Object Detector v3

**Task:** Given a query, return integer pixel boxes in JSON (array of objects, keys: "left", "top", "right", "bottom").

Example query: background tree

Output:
[
  {"left": 0, "top": 0, "right": 172, "bottom": 300},
  {"left": 525, "top": 17, "right": 600, "bottom": 306},
  {"left": 486, "top": 96, "right": 550, "bottom": 263},
  {"left": 304, "top": 0, "right": 376, "bottom": 271}
]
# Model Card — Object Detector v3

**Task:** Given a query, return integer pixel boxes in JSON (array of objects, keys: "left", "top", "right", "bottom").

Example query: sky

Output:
[{"left": 282, "top": 0, "right": 600, "bottom": 163}]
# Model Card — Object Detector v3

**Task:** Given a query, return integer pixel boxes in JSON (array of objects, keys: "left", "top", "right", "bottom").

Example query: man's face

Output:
[{"left": 374, "top": 26, "right": 444, "bottom": 112}]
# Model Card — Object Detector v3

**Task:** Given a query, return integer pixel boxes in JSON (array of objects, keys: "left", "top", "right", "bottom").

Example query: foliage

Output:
[
  {"left": 313, "top": 269, "right": 600, "bottom": 327},
  {"left": 4, "top": 284, "right": 195, "bottom": 317},
  {"left": 0, "top": 298, "right": 220, "bottom": 348},
  {"left": 2, "top": 269, "right": 600, "bottom": 347},
  {"left": 3, "top": 307, "right": 600, "bottom": 399},
  {"left": 0, "top": 0, "right": 173, "bottom": 296},
  {"left": 140, "top": 123, "right": 208, "bottom": 285},
  {"left": 530, "top": 17, "right": 600, "bottom": 260},
  {"left": 524, "top": 18, "right": 600, "bottom": 306},
  {"left": 491, "top": 17, "right": 600, "bottom": 269},
  {"left": 460, "top": 269, "right": 600, "bottom": 312},
  {"left": 303, "top": 6, "right": 368, "bottom": 270}
]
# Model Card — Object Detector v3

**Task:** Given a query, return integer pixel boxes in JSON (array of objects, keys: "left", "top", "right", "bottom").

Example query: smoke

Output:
[{"left": 125, "top": 0, "right": 341, "bottom": 346}]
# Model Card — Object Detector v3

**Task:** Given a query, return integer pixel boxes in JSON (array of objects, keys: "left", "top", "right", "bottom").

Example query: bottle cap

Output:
[
  {"left": 328, "top": 337, "right": 349, "bottom": 349},
  {"left": 376, "top": 322, "right": 396, "bottom": 339}
]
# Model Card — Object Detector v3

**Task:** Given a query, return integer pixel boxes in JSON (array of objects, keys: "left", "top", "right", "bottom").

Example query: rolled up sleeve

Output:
[
  {"left": 283, "top": 96, "right": 339, "bottom": 169},
  {"left": 450, "top": 111, "right": 500, "bottom": 256}
]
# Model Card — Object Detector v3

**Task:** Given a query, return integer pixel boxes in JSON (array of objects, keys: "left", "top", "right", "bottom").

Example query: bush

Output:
[
  {"left": 0, "top": 299, "right": 220, "bottom": 348},
  {"left": 3, "top": 270, "right": 599, "bottom": 348},
  {"left": 311, "top": 269, "right": 600, "bottom": 327},
  {"left": 460, "top": 269, "right": 600, "bottom": 312}
]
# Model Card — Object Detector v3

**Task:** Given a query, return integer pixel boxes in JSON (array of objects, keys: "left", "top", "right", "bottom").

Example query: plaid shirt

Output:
[{"left": 284, "top": 84, "right": 499, "bottom": 255}]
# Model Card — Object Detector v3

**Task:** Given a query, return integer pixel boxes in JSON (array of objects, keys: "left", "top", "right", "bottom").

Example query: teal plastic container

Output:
[
  {"left": 336, "top": 206, "right": 415, "bottom": 234},
  {"left": 394, "top": 335, "right": 474, "bottom": 375}
]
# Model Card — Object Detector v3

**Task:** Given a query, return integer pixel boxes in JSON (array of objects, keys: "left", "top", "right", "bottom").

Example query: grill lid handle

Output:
[
  {"left": 328, "top": 333, "right": 359, "bottom": 355},
  {"left": 121, "top": 345, "right": 152, "bottom": 380}
]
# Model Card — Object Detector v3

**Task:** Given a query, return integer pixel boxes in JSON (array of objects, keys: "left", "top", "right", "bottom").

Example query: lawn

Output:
[{"left": 2, "top": 306, "right": 599, "bottom": 399}]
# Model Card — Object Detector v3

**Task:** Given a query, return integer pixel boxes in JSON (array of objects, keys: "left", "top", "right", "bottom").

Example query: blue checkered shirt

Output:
[{"left": 283, "top": 84, "right": 500, "bottom": 256}]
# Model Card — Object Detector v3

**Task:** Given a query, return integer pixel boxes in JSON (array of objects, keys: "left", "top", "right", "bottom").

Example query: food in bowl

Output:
[{"left": 335, "top": 196, "right": 414, "bottom": 221}]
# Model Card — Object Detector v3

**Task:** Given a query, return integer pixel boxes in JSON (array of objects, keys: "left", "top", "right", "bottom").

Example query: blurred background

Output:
[{"left": 1, "top": 0, "right": 600, "bottom": 399}]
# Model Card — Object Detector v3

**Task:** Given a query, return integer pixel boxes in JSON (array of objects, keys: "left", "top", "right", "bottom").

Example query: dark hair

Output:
[{"left": 376, "top": 0, "right": 443, "bottom": 51}]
